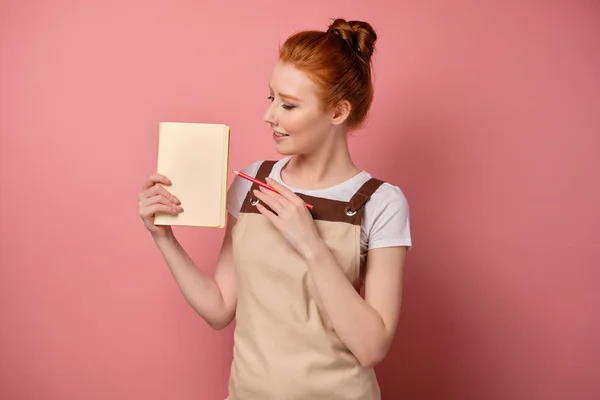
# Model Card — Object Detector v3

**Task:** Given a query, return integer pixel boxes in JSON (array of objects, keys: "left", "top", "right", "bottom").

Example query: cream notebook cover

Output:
[{"left": 154, "top": 122, "right": 230, "bottom": 228}]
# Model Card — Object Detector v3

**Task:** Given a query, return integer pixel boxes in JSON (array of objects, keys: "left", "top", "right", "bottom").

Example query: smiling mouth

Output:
[{"left": 274, "top": 131, "right": 289, "bottom": 137}]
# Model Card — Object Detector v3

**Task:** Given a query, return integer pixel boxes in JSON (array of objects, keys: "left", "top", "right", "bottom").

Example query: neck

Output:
[{"left": 283, "top": 129, "right": 359, "bottom": 189}]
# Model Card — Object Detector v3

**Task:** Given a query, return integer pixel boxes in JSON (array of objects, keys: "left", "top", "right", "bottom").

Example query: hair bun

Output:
[{"left": 327, "top": 18, "right": 377, "bottom": 62}]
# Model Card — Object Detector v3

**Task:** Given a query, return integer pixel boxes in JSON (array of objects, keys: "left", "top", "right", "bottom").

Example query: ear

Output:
[{"left": 331, "top": 100, "right": 352, "bottom": 126}]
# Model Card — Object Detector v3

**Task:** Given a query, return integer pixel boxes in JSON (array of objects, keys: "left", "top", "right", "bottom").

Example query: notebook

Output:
[{"left": 154, "top": 122, "right": 230, "bottom": 228}]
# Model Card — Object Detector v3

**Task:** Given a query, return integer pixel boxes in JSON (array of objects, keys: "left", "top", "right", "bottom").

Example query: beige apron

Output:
[{"left": 228, "top": 160, "right": 385, "bottom": 400}]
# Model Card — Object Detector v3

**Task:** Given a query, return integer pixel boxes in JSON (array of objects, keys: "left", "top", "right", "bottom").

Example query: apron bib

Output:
[{"left": 228, "top": 160, "right": 384, "bottom": 400}]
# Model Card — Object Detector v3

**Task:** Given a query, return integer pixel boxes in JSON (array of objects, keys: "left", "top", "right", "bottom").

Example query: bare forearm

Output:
[
  {"left": 153, "top": 233, "right": 232, "bottom": 329},
  {"left": 304, "top": 241, "right": 391, "bottom": 367}
]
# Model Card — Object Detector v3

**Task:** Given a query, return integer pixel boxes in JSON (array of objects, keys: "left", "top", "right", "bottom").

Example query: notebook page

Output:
[{"left": 154, "top": 122, "right": 230, "bottom": 228}]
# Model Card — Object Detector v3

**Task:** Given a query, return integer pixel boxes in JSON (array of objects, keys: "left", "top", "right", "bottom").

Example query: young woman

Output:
[{"left": 138, "top": 18, "right": 411, "bottom": 400}]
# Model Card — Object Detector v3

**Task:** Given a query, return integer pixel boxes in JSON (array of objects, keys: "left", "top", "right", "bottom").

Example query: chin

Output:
[
  {"left": 273, "top": 141, "right": 301, "bottom": 156},
  {"left": 273, "top": 135, "right": 320, "bottom": 156},
  {"left": 274, "top": 147, "right": 298, "bottom": 156}
]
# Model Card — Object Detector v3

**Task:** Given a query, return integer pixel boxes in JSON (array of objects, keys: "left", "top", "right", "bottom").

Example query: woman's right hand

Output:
[{"left": 138, "top": 173, "right": 183, "bottom": 237}]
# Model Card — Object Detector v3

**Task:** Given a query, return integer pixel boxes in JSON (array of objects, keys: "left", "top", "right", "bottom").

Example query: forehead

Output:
[{"left": 269, "top": 61, "right": 318, "bottom": 99}]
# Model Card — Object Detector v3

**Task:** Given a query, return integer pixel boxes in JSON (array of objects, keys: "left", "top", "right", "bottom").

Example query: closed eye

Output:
[{"left": 267, "top": 95, "right": 296, "bottom": 110}]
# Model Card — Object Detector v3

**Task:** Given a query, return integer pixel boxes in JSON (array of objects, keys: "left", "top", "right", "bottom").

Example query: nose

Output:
[{"left": 263, "top": 102, "right": 277, "bottom": 126}]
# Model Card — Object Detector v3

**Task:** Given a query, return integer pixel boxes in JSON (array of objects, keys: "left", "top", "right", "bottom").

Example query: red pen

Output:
[{"left": 233, "top": 170, "right": 314, "bottom": 210}]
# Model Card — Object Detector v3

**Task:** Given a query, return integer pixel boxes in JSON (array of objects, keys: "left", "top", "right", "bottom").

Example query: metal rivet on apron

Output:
[
  {"left": 345, "top": 207, "right": 357, "bottom": 216},
  {"left": 250, "top": 198, "right": 259, "bottom": 206}
]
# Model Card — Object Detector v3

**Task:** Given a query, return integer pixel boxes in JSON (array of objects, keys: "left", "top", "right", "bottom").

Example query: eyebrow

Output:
[
  {"left": 270, "top": 86, "right": 302, "bottom": 102},
  {"left": 280, "top": 93, "right": 301, "bottom": 102}
]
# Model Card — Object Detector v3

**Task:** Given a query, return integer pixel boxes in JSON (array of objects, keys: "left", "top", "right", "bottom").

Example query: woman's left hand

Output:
[{"left": 253, "top": 177, "right": 322, "bottom": 259}]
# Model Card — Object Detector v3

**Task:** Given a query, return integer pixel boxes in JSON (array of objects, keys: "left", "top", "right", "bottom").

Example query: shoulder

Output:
[
  {"left": 226, "top": 160, "right": 263, "bottom": 217},
  {"left": 229, "top": 159, "right": 264, "bottom": 195},
  {"left": 238, "top": 159, "right": 264, "bottom": 177},
  {"left": 362, "top": 179, "right": 412, "bottom": 250},
  {"left": 226, "top": 158, "right": 287, "bottom": 217},
  {"left": 369, "top": 181, "right": 409, "bottom": 211}
]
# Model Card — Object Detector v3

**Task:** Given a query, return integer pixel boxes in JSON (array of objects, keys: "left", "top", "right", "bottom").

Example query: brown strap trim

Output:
[
  {"left": 348, "top": 178, "right": 385, "bottom": 212},
  {"left": 254, "top": 160, "right": 277, "bottom": 183},
  {"left": 241, "top": 164, "right": 385, "bottom": 225},
  {"left": 240, "top": 160, "right": 277, "bottom": 214},
  {"left": 242, "top": 190, "right": 365, "bottom": 224}
]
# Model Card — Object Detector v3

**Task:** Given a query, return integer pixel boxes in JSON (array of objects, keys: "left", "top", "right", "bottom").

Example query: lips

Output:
[{"left": 273, "top": 131, "right": 289, "bottom": 137}]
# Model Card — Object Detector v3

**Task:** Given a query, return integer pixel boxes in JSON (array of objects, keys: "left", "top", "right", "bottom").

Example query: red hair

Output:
[{"left": 279, "top": 18, "right": 377, "bottom": 130}]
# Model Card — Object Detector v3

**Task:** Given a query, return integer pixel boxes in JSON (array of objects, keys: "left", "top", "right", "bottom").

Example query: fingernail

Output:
[
  {"left": 174, "top": 197, "right": 180, "bottom": 204},
  {"left": 177, "top": 206, "right": 184, "bottom": 212}
]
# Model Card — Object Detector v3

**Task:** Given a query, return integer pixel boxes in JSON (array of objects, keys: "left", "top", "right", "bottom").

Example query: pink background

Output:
[{"left": 1, "top": 1, "right": 599, "bottom": 399}]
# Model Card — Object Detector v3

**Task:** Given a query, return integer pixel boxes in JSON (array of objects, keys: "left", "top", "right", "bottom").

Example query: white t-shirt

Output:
[{"left": 227, "top": 157, "right": 412, "bottom": 263}]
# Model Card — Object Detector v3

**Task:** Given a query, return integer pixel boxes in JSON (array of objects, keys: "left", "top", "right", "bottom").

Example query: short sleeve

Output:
[
  {"left": 365, "top": 184, "right": 412, "bottom": 251},
  {"left": 226, "top": 160, "right": 262, "bottom": 218}
]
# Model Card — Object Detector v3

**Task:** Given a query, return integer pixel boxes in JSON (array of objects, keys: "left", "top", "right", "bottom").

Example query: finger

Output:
[
  {"left": 140, "top": 194, "right": 180, "bottom": 210},
  {"left": 142, "top": 173, "right": 171, "bottom": 190},
  {"left": 255, "top": 203, "right": 281, "bottom": 228},
  {"left": 149, "top": 185, "right": 180, "bottom": 204},
  {"left": 264, "top": 180, "right": 306, "bottom": 210},
  {"left": 258, "top": 186, "right": 285, "bottom": 204},
  {"left": 139, "top": 203, "right": 180, "bottom": 219},
  {"left": 142, "top": 185, "right": 181, "bottom": 204},
  {"left": 253, "top": 188, "right": 283, "bottom": 213},
  {"left": 265, "top": 177, "right": 299, "bottom": 203}
]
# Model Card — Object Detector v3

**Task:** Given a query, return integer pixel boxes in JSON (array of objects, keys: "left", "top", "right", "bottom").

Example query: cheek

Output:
[{"left": 284, "top": 110, "right": 326, "bottom": 135}]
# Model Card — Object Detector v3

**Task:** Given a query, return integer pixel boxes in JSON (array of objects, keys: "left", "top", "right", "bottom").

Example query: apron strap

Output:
[
  {"left": 348, "top": 178, "right": 385, "bottom": 213},
  {"left": 254, "top": 160, "right": 277, "bottom": 183},
  {"left": 242, "top": 160, "right": 277, "bottom": 213}
]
